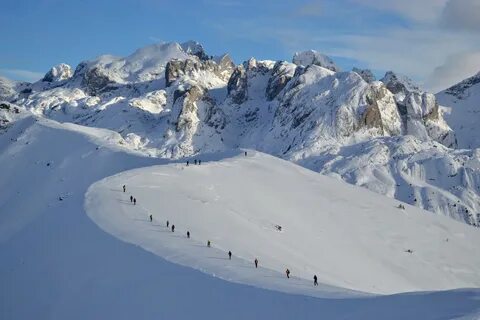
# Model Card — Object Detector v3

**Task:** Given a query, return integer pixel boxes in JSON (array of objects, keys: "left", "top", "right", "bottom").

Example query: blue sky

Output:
[{"left": 1, "top": 0, "right": 479, "bottom": 92}]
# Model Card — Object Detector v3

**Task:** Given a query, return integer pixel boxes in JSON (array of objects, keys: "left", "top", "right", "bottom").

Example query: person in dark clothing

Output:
[
  {"left": 198, "top": 160, "right": 201, "bottom": 165},
  {"left": 130, "top": 195, "right": 133, "bottom": 203},
  {"left": 133, "top": 198, "right": 136, "bottom": 205},
  {"left": 228, "top": 251, "right": 232, "bottom": 260},
  {"left": 245, "top": 151, "right": 247, "bottom": 156},
  {"left": 187, "top": 231, "right": 190, "bottom": 238},
  {"left": 171, "top": 225, "right": 175, "bottom": 232},
  {"left": 186, "top": 161, "right": 189, "bottom": 166},
  {"left": 286, "top": 269, "right": 290, "bottom": 279},
  {"left": 313, "top": 275, "right": 318, "bottom": 286},
  {"left": 149, "top": 214, "right": 153, "bottom": 222},
  {"left": 194, "top": 159, "right": 197, "bottom": 165},
  {"left": 166, "top": 220, "right": 169, "bottom": 228},
  {"left": 207, "top": 240, "right": 211, "bottom": 247},
  {"left": 123, "top": 185, "right": 126, "bottom": 192},
  {"left": 254, "top": 258, "right": 258, "bottom": 268}
]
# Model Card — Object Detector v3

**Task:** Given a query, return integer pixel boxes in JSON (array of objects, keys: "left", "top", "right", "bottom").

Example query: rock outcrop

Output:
[
  {"left": 42, "top": 63, "right": 73, "bottom": 82},
  {"left": 382, "top": 71, "right": 456, "bottom": 147},
  {"left": 353, "top": 68, "right": 376, "bottom": 83},
  {"left": 293, "top": 50, "right": 340, "bottom": 72},
  {"left": 266, "top": 61, "right": 296, "bottom": 100}
]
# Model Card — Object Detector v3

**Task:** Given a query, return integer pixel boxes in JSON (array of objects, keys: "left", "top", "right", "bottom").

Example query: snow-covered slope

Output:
[
  {"left": 1, "top": 116, "right": 479, "bottom": 319},
  {"left": 86, "top": 151, "right": 480, "bottom": 295},
  {"left": 3, "top": 41, "right": 480, "bottom": 225},
  {"left": 437, "top": 72, "right": 480, "bottom": 149}
]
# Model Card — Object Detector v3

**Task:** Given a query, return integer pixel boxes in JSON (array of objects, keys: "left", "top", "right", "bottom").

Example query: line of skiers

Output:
[
  {"left": 186, "top": 159, "right": 202, "bottom": 166},
  {"left": 129, "top": 195, "right": 136, "bottom": 205},
  {"left": 185, "top": 150, "right": 248, "bottom": 167},
  {"left": 124, "top": 184, "right": 319, "bottom": 287}
]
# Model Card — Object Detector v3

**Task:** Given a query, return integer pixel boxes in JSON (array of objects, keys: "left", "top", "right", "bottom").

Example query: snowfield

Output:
[
  {"left": 1, "top": 116, "right": 480, "bottom": 319},
  {"left": 85, "top": 151, "right": 480, "bottom": 295}
]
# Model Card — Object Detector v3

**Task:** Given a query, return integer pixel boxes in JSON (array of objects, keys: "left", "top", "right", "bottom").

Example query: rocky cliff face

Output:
[
  {"left": 3, "top": 41, "right": 478, "bottom": 226},
  {"left": 381, "top": 71, "right": 456, "bottom": 148}
]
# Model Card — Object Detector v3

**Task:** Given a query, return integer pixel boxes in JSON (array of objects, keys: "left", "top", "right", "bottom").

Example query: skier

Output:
[
  {"left": 194, "top": 159, "right": 197, "bottom": 165},
  {"left": 286, "top": 268, "right": 290, "bottom": 279},
  {"left": 171, "top": 224, "right": 175, "bottom": 232},
  {"left": 186, "top": 160, "right": 189, "bottom": 166},
  {"left": 133, "top": 198, "right": 136, "bottom": 205},
  {"left": 149, "top": 214, "right": 153, "bottom": 222},
  {"left": 207, "top": 240, "right": 211, "bottom": 247},
  {"left": 187, "top": 231, "right": 190, "bottom": 238},
  {"left": 228, "top": 251, "right": 232, "bottom": 260},
  {"left": 254, "top": 258, "right": 258, "bottom": 268},
  {"left": 245, "top": 151, "right": 247, "bottom": 157},
  {"left": 130, "top": 195, "right": 133, "bottom": 203},
  {"left": 123, "top": 185, "right": 126, "bottom": 192},
  {"left": 198, "top": 160, "right": 201, "bottom": 165},
  {"left": 313, "top": 275, "right": 318, "bottom": 286},
  {"left": 166, "top": 220, "right": 169, "bottom": 228}
]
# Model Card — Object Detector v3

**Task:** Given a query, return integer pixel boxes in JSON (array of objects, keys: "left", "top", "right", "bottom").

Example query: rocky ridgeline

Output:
[{"left": 3, "top": 41, "right": 480, "bottom": 226}]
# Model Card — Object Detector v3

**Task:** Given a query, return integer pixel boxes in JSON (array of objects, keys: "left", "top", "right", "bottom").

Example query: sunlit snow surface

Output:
[{"left": 1, "top": 116, "right": 480, "bottom": 320}]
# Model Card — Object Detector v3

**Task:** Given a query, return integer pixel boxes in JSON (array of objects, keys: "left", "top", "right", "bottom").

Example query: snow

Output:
[
  {"left": 2, "top": 41, "right": 479, "bottom": 227},
  {"left": 42, "top": 63, "right": 73, "bottom": 82},
  {"left": 0, "top": 115, "right": 479, "bottom": 319},
  {"left": 437, "top": 73, "right": 480, "bottom": 149},
  {"left": 85, "top": 151, "right": 480, "bottom": 295},
  {"left": 293, "top": 50, "right": 340, "bottom": 72}
]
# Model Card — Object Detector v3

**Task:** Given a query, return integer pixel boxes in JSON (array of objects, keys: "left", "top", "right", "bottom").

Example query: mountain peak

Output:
[
  {"left": 292, "top": 50, "right": 340, "bottom": 72},
  {"left": 180, "top": 40, "right": 209, "bottom": 60},
  {"left": 443, "top": 71, "right": 480, "bottom": 99},
  {"left": 42, "top": 63, "right": 73, "bottom": 82}
]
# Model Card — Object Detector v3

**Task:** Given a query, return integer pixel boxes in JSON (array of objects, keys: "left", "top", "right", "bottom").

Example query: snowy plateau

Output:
[{"left": 1, "top": 41, "right": 480, "bottom": 319}]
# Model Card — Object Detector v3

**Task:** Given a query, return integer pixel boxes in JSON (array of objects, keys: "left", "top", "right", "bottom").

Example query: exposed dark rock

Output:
[{"left": 266, "top": 61, "right": 296, "bottom": 101}]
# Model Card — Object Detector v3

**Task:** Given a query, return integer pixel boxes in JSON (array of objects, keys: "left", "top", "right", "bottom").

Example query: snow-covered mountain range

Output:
[{"left": 1, "top": 40, "right": 479, "bottom": 226}]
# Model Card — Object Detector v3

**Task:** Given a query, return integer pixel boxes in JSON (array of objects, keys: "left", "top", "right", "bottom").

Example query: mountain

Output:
[
  {"left": 437, "top": 72, "right": 480, "bottom": 149},
  {"left": 1, "top": 114, "right": 479, "bottom": 319},
  {"left": 2, "top": 41, "right": 479, "bottom": 226}
]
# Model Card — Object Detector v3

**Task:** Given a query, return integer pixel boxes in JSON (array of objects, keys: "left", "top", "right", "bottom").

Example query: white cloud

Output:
[
  {"left": 440, "top": 0, "right": 480, "bottom": 32},
  {"left": 425, "top": 51, "right": 480, "bottom": 93},
  {"left": 310, "top": 28, "right": 478, "bottom": 83},
  {"left": 350, "top": 0, "right": 447, "bottom": 23},
  {"left": 0, "top": 69, "right": 43, "bottom": 82}
]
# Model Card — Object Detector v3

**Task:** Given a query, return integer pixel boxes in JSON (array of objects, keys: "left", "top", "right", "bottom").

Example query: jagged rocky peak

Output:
[
  {"left": 227, "top": 64, "right": 248, "bottom": 104},
  {"left": 292, "top": 50, "right": 340, "bottom": 72},
  {"left": 73, "top": 61, "right": 115, "bottom": 96},
  {"left": 165, "top": 54, "right": 235, "bottom": 87},
  {"left": 42, "top": 63, "right": 73, "bottom": 82},
  {"left": 444, "top": 71, "right": 480, "bottom": 99},
  {"left": 224, "top": 57, "right": 277, "bottom": 105},
  {"left": 213, "top": 54, "right": 235, "bottom": 79},
  {"left": 180, "top": 40, "right": 209, "bottom": 60},
  {"left": 353, "top": 68, "right": 376, "bottom": 83},
  {"left": 381, "top": 71, "right": 421, "bottom": 100},
  {"left": 363, "top": 82, "right": 402, "bottom": 136},
  {"left": 266, "top": 61, "right": 296, "bottom": 101},
  {"left": 381, "top": 71, "right": 456, "bottom": 147}
]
